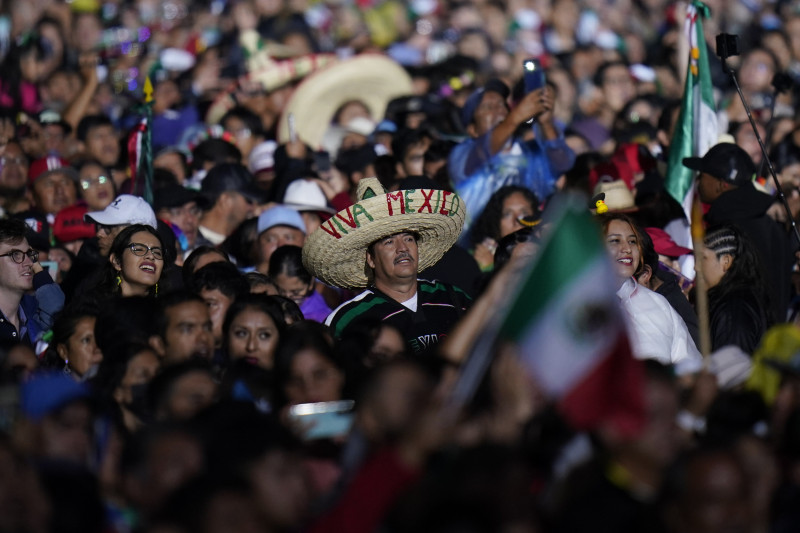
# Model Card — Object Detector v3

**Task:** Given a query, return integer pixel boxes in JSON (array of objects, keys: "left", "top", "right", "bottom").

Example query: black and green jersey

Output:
[{"left": 325, "top": 279, "right": 471, "bottom": 355}]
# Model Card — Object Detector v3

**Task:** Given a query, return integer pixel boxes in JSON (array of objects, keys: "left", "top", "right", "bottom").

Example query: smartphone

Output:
[
  {"left": 314, "top": 151, "right": 331, "bottom": 173},
  {"left": 287, "top": 400, "right": 355, "bottom": 440},
  {"left": 523, "top": 58, "right": 546, "bottom": 93}
]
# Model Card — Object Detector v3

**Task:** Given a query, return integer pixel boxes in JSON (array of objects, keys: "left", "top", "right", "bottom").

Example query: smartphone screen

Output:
[
  {"left": 287, "top": 400, "right": 355, "bottom": 440},
  {"left": 523, "top": 58, "right": 546, "bottom": 93}
]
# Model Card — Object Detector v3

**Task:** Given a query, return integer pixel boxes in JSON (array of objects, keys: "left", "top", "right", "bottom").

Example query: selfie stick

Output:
[
  {"left": 757, "top": 72, "right": 794, "bottom": 179},
  {"left": 717, "top": 33, "right": 800, "bottom": 247}
]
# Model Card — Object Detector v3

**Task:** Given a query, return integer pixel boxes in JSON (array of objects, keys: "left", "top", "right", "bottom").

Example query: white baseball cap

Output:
[
  {"left": 84, "top": 194, "right": 158, "bottom": 228},
  {"left": 283, "top": 179, "right": 335, "bottom": 217}
]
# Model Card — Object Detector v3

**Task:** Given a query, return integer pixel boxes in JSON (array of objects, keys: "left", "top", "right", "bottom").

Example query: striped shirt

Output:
[{"left": 325, "top": 279, "right": 471, "bottom": 355}]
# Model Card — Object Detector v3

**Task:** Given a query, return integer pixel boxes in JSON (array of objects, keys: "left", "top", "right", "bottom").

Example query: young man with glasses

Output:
[{"left": 0, "top": 218, "right": 64, "bottom": 351}]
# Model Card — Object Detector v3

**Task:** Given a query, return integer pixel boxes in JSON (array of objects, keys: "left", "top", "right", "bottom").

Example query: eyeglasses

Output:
[
  {"left": 0, "top": 156, "right": 26, "bottom": 166},
  {"left": 127, "top": 243, "right": 164, "bottom": 260},
  {"left": 80, "top": 175, "right": 109, "bottom": 190},
  {"left": 0, "top": 248, "right": 39, "bottom": 264}
]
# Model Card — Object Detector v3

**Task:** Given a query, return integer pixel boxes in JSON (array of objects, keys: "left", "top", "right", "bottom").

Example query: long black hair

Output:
[
  {"left": 704, "top": 224, "right": 771, "bottom": 318},
  {"left": 97, "top": 224, "right": 164, "bottom": 298},
  {"left": 469, "top": 186, "right": 539, "bottom": 246}
]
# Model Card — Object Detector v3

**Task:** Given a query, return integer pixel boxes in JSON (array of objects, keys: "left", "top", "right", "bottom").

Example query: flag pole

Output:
[
  {"left": 141, "top": 76, "right": 154, "bottom": 206},
  {"left": 690, "top": 195, "right": 711, "bottom": 360}
]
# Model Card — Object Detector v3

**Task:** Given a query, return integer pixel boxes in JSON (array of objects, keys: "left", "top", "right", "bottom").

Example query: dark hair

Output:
[
  {"left": 182, "top": 246, "right": 230, "bottom": 286},
  {"left": 221, "top": 107, "right": 264, "bottom": 139},
  {"left": 187, "top": 261, "right": 248, "bottom": 300},
  {"left": 41, "top": 304, "right": 99, "bottom": 371},
  {"left": 76, "top": 114, "right": 114, "bottom": 142},
  {"left": 597, "top": 213, "right": 646, "bottom": 277},
  {"left": 269, "top": 295, "right": 304, "bottom": 324},
  {"left": 391, "top": 128, "right": 431, "bottom": 162},
  {"left": 243, "top": 271, "right": 278, "bottom": 293},
  {"left": 273, "top": 321, "right": 343, "bottom": 406},
  {"left": 0, "top": 34, "right": 52, "bottom": 112},
  {"left": 267, "top": 245, "right": 311, "bottom": 284},
  {"left": 704, "top": 225, "right": 770, "bottom": 308},
  {"left": 593, "top": 60, "right": 631, "bottom": 88},
  {"left": 0, "top": 218, "right": 28, "bottom": 246},
  {"left": 222, "top": 293, "right": 286, "bottom": 356},
  {"left": 335, "top": 318, "right": 409, "bottom": 394},
  {"left": 219, "top": 218, "right": 259, "bottom": 268},
  {"left": 191, "top": 139, "right": 242, "bottom": 172},
  {"left": 470, "top": 186, "right": 539, "bottom": 246},
  {"left": 101, "top": 224, "right": 165, "bottom": 297},
  {"left": 638, "top": 226, "right": 659, "bottom": 273},
  {"left": 154, "top": 290, "right": 206, "bottom": 340},
  {"left": 90, "top": 341, "right": 157, "bottom": 411},
  {"left": 770, "top": 138, "right": 800, "bottom": 172},
  {"left": 146, "top": 359, "right": 215, "bottom": 420},
  {"left": 94, "top": 297, "right": 158, "bottom": 360}
]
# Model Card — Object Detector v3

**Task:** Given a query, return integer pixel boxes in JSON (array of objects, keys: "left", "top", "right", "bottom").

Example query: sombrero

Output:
[
  {"left": 302, "top": 178, "right": 466, "bottom": 289},
  {"left": 277, "top": 54, "right": 414, "bottom": 149}
]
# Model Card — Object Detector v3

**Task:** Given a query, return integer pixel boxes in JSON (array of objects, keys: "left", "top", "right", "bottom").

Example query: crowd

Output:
[{"left": 3, "top": 0, "right": 800, "bottom": 531}]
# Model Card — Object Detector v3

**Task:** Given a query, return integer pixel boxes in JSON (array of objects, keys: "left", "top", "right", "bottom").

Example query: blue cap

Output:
[
  {"left": 20, "top": 373, "right": 91, "bottom": 421},
  {"left": 460, "top": 79, "right": 511, "bottom": 129},
  {"left": 374, "top": 120, "right": 398, "bottom": 134},
  {"left": 257, "top": 205, "right": 306, "bottom": 235}
]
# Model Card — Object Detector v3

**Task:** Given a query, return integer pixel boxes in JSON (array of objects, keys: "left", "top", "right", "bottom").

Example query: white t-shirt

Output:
[{"left": 616, "top": 277, "right": 703, "bottom": 375}]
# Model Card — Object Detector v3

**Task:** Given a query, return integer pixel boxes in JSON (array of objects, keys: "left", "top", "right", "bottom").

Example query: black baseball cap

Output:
[
  {"left": 201, "top": 163, "right": 264, "bottom": 204},
  {"left": 682, "top": 143, "right": 756, "bottom": 187},
  {"left": 154, "top": 184, "right": 209, "bottom": 212}
]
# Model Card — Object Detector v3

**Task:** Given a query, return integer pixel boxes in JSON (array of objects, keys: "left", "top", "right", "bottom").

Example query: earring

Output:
[
  {"left": 63, "top": 358, "right": 71, "bottom": 375},
  {"left": 154, "top": 282, "right": 158, "bottom": 296},
  {"left": 116, "top": 274, "right": 122, "bottom": 287}
]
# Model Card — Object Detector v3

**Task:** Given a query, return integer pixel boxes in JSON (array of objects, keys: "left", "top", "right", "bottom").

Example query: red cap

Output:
[
  {"left": 53, "top": 204, "right": 96, "bottom": 243},
  {"left": 28, "top": 157, "right": 75, "bottom": 186},
  {"left": 645, "top": 227, "right": 692, "bottom": 257}
]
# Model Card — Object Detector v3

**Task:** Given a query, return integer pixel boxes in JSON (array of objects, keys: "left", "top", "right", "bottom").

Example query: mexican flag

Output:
[
  {"left": 665, "top": 0, "right": 718, "bottom": 219},
  {"left": 498, "top": 199, "right": 644, "bottom": 435}
]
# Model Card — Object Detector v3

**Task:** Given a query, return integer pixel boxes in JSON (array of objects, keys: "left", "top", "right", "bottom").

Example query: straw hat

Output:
[
  {"left": 277, "top": 54, "right": 414, "bottom": 149},
  {"left": 302, "top": 178, "right": 466, "bottom": 289}
]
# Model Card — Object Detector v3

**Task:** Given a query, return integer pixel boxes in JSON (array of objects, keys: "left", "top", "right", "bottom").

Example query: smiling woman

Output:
[
  {"left": 596, "top": 213, "right": 702, "bottom": 374},
  {"left": 94, "top": 224, "right": 165, "bottom": 299}
]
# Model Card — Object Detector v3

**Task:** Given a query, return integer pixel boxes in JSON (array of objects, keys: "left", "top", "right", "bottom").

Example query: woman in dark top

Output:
[{"left": 700, "top": 225, "right": 772, "bottom": 354}]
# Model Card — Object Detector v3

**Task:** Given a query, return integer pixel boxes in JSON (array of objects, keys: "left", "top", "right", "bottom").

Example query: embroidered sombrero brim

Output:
[{"left": 302, "top": 178, "right": 466, "bottom": 289}]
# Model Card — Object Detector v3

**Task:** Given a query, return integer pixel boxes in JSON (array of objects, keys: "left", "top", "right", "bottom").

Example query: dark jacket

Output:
[
  {"left": 705, "top": 183, "right": 792, "bottom": 321},
  {"left": 655, "top": 270, "right": 700, "bottom": 347},
  {"left": 708, "top": 285, "right": 770, "bottom": 354}
]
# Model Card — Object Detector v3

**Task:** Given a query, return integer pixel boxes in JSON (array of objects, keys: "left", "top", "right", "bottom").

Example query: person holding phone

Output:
[{"left": 448, "top": 71, "right": 575, "bottom": 238}]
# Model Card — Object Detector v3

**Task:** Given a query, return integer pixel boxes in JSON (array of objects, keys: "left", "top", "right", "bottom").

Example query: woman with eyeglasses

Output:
[
  {"left": 76, "top": 160, "right": 116, "bottom": 212},
  {"left": 268, "top": 245, "right": 331, "bottom": 322},
  {"left": 95, "top": 224, "right": 165, "bottom": 299}
]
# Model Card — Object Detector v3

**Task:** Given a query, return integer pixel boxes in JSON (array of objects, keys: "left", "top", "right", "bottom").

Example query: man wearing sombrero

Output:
[{"left": 302, "top": 178, "right": 471, "bottom": 355}]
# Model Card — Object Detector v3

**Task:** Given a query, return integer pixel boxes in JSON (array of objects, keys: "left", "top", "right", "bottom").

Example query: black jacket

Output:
[
  {"left": 655, "top": 270, "right": 700, "bottom": 347},
  {"left": 708, "top": 286, "right": 770, "bottom": 354},
  {"left": 706, "top": 183, "right": 792, "bottom": 322}
]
